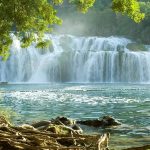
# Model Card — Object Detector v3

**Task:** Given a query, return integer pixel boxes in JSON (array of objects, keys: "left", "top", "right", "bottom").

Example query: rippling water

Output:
[{"left": 0, "top": 83, "right": 150, "bottom": 149}]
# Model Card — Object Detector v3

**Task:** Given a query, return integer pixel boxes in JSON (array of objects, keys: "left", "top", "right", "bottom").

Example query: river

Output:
[{"left": 0, "top": 83, "right": 149, "bottom": 149}]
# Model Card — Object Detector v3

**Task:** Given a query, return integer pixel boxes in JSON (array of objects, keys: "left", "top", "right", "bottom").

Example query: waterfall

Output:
[{"left": 0, "top": 34, "right": 150, "bottom": 83}]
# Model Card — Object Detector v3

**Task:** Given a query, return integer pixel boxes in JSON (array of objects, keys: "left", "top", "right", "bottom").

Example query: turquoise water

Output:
[{"left": 0, "top": 83, "right": 150, "bottom": 149}]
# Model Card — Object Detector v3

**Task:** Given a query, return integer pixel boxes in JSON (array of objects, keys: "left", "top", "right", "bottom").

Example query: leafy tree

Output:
[
  {"left": 140, "top": 2, "right": 150, "bottom": 18},
  {"left": 0, "top": 0, "right": 145, "bottom": 60},
  {"left": 112, "top": 0, "right": 145, "bottom": 23}
]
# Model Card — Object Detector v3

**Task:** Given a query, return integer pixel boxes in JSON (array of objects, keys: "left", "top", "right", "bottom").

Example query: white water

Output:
[{"left": 0, "top": 34, "right": 150, "bottom": 83}]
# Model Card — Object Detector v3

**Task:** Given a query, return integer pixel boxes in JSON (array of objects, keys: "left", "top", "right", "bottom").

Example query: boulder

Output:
[
  {"left": 117, "top": 45, "right": 125, "bottom": 53},
  {"left": 31, "top": 120, "right": 51, "bottom": 129},
  {"left": 77, "top": 116, "right": 121, "bottom": 127},
  {"left": 52, "top": 116, "right": 76, "bottom": 126},
  {"left": 101, "top": 116, "right": 121, "bottom": 126}
]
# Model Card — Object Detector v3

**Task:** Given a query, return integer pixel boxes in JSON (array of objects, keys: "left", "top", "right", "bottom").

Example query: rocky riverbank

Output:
[
  {"left": 0, "top": 115, "right": 149, "bottom": 150},
  {"left": 0, "top": 115, "right": 112, "bottom": 150}
]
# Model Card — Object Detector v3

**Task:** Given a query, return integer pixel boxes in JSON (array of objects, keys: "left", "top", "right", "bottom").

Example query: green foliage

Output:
[
  {"left": 69, "top": 0, "right": 95, "bottom": 13},
  {"left": 140, "top": 2, "right": 150, "bottom": 18},
  {"left": 36, "top": 40, "right": 52, "bottom": 49},
  {"left": 0, "top": 0, "right": 145, "bottom": 60},
  {"left": 112, "top": 0, "right": 145, "bottom": 23},
  {"left": 52, "top": 0, "right": 63, "bottom": 5},
  {"left": 0, "top": 0, "right": 62, "bottom": 60}
]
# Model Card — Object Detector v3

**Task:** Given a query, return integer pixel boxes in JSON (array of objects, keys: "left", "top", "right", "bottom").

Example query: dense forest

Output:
[{"left": 55, "top": 0, "right": 150, "bottom": 44}]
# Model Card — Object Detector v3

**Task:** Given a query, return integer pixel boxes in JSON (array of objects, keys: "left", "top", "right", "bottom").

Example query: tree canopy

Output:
[
  {"left": 0, "top": 0, "right": 145, "bottom": 60},
  {"left": 112, "top": 0, "right": 145, "bottom": 22}
]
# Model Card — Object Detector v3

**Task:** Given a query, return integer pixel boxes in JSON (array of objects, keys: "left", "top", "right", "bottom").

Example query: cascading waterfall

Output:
[{"left": 0, "top": 34, "right": 150, "bottom": 83}]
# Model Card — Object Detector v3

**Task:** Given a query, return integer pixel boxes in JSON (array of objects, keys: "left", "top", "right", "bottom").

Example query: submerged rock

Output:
[
  {"left": 77, "top": 116, "right": 121, "bottom": 127},
  {"left": 123, "top": 145, "right": 150, "bottom": 150},
  {"left": 0, "top": 82, "right": 8, "bottom": 85}
]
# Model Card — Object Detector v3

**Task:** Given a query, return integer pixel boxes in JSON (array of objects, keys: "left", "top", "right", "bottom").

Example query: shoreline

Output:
[
  {"left": 0, "top": 116, "right": 109, "bottom": 150},
  {"left": 0, "top": 115, "right": 149, "bottom": 150}
]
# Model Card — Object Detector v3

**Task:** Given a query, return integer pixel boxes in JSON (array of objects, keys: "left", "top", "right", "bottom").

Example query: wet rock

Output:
[
  {"left": 101, "top": 116, "right": 121, "bottom": 126},
  {"left": 77, "top": 116, "right": 121, "bottom": 127},
  {"left": 77, "top": 119, "right": 103, "bottom": 127},
  {"left": 31, "top": 120, "right": 51, "bottom": 129},
  {"left": 52, "top": 116, "right": 76, "bottom": 126},
  {"left": 117, "top": 45, "right": 125, "bottom": 53},
  {"left": 71, "top": 124, "right": 83, "bottom": 134}
]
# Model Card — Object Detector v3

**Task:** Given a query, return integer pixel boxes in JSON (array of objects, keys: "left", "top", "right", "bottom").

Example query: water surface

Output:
[{"left": 0, "top": 83, "right": 150, "bottom": 149}]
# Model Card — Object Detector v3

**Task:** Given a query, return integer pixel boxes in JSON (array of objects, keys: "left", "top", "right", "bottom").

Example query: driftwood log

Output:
[{"left": 0, "top": 116, "right": 110, "bottom": 150}]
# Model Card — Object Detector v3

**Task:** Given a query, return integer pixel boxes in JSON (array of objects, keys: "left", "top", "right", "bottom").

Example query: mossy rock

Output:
[
  {"left": 126, "top": 43, "right": 148, "bottom": 52},
  {"left": 46, "top": 125, "right": 72, "bottom": 135}
]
